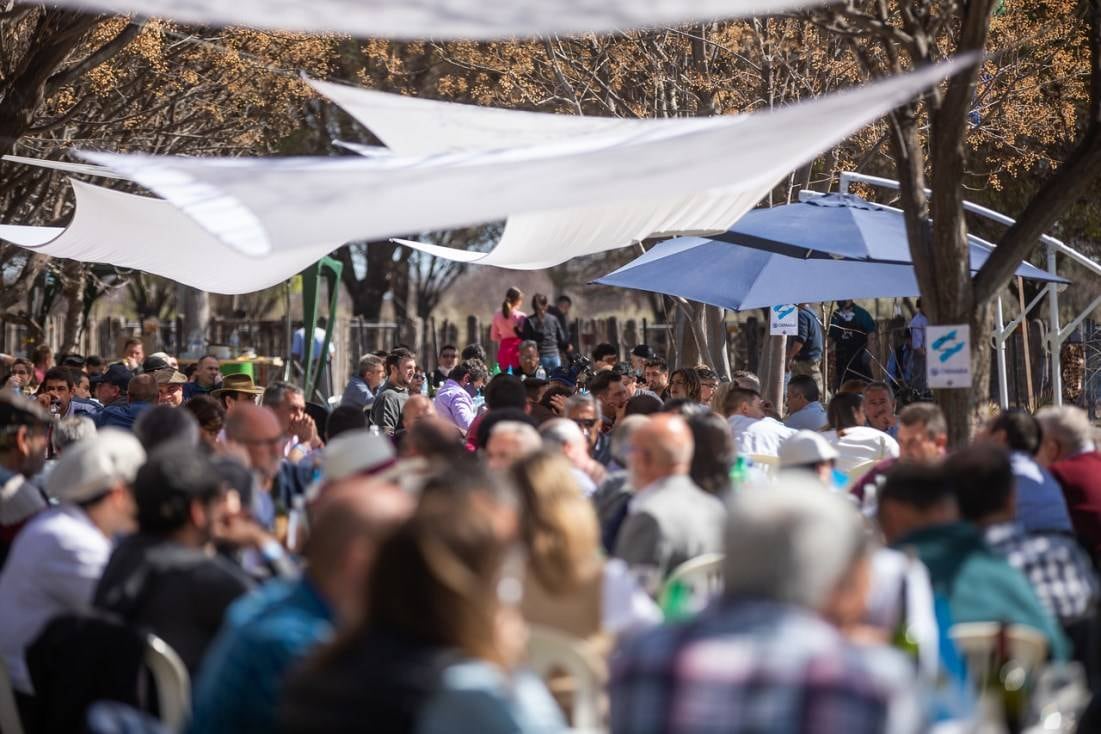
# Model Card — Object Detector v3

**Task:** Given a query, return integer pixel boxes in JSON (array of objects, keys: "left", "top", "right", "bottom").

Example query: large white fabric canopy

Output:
[
  {"left": 0, "top": 181, "right": 337, "bottom": 294},
  {"left": 43, "top": 0, "right": 834, "bottom": 39},
  {"left": 84, "top": 60, "right": 967, "bottom": 269}
]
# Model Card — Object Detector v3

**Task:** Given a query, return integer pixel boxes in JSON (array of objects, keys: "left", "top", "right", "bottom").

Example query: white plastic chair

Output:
[
  {"left": 525, "top": 625, "right": 604, "bottom": 731},
  {"left": 948, "top": 622, "right": 1049, "bottom": 691},
  {"left": 0, "top": 654, "right": 25, "bottom": 734},
  {"left": 661, "top": 553, "right": 725, "bottom": 617},
  {"left": 144, "top": 634, "right": 191, "bottom": 732},
  {"left": 747, "top": 454, "right": 780, "bottom": 477},
  {"left": 843, "top": 459, "right": 879, "bottom": 489}
]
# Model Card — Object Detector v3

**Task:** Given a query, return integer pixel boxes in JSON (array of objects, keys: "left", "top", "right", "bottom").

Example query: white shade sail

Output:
[
  {"left": 0, "top": 181, "right": 337, "bottom": 294},
  {"left": 42, "top": 0, "right": 837, "bottom": 40},
  {"left": 84, "top": 59, "right": 970, "bottom": 269}
]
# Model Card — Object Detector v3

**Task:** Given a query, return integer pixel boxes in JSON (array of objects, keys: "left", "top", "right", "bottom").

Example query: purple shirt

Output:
[{"left": 433, "top": 379, "right": 476, "bottom": 433}]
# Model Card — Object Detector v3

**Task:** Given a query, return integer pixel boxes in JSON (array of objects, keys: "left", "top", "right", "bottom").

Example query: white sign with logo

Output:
[
  {"left": 770, "top": 304, "right": 799, "bottom": 336},
  {"left": 927, "top": 324, "right": 972, "bottom": 389}
]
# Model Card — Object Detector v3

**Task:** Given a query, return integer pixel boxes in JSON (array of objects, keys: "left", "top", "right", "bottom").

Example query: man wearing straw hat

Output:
[{"left": 212, "top": 374, "right": 266, "bottom": 415}]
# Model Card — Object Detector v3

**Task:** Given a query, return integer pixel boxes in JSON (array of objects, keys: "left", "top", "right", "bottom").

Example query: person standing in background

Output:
[
  {"left": 828, "top": 300, "right": 878, "bottom": 390},
  {"left": 909, "top": 298, "right": 929, "bottom": 393},
  {"left": 547, "top": 295, "right": 575, "bottom": 363},
  {"left": 522, "top": 294, "right": 569, "bottom": 373},
  {"left": 786, "top": 304, "right": 823, "bottom": 396},
  {"left": 490, "top": 287, "right": 525, "bottom": 374}
]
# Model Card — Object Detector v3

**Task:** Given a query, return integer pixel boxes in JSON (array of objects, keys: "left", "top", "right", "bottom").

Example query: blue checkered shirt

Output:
[
  {"left": 610, "top": 598, "right": 923, "bottom": 734},
  {"left": 984, "top": 522, "right": 1099, "bottom": 625}
]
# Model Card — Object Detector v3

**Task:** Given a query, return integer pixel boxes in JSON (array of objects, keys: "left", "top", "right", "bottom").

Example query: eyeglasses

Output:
[{"left": 573, "top": 418, "right": 597, "bottom": 430}]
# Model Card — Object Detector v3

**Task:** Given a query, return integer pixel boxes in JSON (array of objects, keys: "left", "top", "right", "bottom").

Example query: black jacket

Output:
[{"left": 94, "top": 534, "right": 253, "bottom": 676}]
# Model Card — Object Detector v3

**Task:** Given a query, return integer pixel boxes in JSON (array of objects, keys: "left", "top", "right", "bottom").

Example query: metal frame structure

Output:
[{"left": 837, "top": 171, "right": 1101, "bottom": 408}]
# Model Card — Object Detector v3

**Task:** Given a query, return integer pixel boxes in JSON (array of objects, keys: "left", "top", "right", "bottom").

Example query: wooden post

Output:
[{"left": 1017, "top": 277, "right": 1036, "bottom": 412}]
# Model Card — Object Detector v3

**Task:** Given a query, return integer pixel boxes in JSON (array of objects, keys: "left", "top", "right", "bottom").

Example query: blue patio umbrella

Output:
[
  {"left": 709, "top": 192, "right": 999, "bottom": 261},
  {"left": 593, "top": 236, "right": 1065, "bottom": 311}
]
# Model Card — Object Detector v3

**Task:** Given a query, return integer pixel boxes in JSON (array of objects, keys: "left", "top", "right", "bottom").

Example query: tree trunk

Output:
[
  {"left": 58, "top": 260, "right": 85, "bottom": 354},
  {"left": 759, "top": 335, "right": 786, "bottom": 413},
  {"left": 178, "top": 285, "right": 209, "bottom": 355}
]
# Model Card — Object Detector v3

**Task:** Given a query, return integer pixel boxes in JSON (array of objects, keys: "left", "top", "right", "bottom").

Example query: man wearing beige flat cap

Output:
[{"left": 154, "top": 368, "right": 189, "bottom": 408}]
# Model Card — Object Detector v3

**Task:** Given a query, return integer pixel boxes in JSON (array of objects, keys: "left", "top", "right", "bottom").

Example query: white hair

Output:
[
  {"left": 723, "top": 477, "right": 867, "bottom": 611},
  {"left": 1036, "top": 406, "right": 1095, "bottom": 455},
  {"left": 610, "top": 414, "right": 649, "bottom": 465},
  {"left": 51, "top": 416, "right": 96, "bottom": 455},
  {"left": 539, "top": 418, "right": 586, "bottom": 450},
  {"left": 489, "top": 421, "right": 541, "bottom": 454}
]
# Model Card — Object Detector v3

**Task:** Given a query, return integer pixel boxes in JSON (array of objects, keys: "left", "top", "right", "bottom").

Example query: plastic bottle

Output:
[
  {"left": 729, "top": 456, "right": 749, "bottom": 491},
  {"left": 660, "top": 579, "right": 691, "bottom": 621}
]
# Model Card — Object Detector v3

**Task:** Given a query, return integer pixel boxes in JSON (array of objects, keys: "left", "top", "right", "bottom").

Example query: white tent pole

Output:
[
  {"left": 1047, "top": 245, "right": 1063, "bottom": 406},
  {"left": 995, "top": 295, "right": 1010, "bottom": 409}
]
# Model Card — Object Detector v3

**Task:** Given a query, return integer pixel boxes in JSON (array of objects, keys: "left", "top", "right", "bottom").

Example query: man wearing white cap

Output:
[
  {"left": 779, "top": 430, "right": 840, "bottom": 486},
  {"left": 0, "top": 429, "right": 145, "bottom": 693}
]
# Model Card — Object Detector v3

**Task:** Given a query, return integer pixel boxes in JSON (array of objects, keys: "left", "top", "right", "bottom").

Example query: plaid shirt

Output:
[
  {"left": 984, "top": 522, "right": 1100, "bottom": 625},
  {"left": 610, "top": 598, "right": 922, "bottom": 734}
]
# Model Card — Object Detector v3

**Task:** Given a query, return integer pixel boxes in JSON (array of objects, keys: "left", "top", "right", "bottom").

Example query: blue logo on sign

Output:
[
  {"left": 932, "top": 330, "right": 965, "bottom": 363},
  {"left": 772, "top": 305, "right": 795, "bottom": 320}
]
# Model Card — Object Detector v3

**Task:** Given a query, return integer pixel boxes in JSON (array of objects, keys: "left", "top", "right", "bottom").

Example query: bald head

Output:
[
  {"left": 305, "top": 479, "right": 413, "bottom": 623},
  {"left": 224, "top": 404, "right": 283, "bottom": 481},
  {"left": 629, "top": 414, "right": 694, "bottom": 489},
  {"left": 225, "top": 403, "right": 278, "bottom": 441},
  {"left": 402, "top": 394, "right": 436, "bottom": 430}
]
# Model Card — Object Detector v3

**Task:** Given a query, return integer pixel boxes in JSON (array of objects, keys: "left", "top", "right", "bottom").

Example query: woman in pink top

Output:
[{"left": 491, "top": 287, "right": 525, "bottom": 373}]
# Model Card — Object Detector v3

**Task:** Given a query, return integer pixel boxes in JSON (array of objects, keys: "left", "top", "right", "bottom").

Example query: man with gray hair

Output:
[
  {"left": 540, "top": 418, "right": 600, "bottom": 495},
  {"left": 51, "top": 416, "right": 96, "bottom": 456},
  {"left": 486, "top": 421, "right": 542, "bottom": 471},
  {"left": 593, "top": 415, "right": 649, "bottom": 553},
  {"left": 264, "top": 381, "right": 321, "bottom": 462},
  {"left": 0, "top": 430, "right": 145, "bottom": 693},
  {"left": 612, "top": 414, "right": 724, "bottom": 579},
  {"left": 341, "top": 354, "right": 385, "bottom": 411},
  {"left": 611, "top": 480, "right": 921, "bottom": 734},
  {"left": 1037, "top": 405, "right": 1101, "bottom": 559}
]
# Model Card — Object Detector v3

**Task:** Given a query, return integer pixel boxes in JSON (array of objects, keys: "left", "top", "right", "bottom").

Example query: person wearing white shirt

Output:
[
  {"left": 725, "top": 387, "right": 796, "bottom": 458},
  {"left": 821, "top": 392, "right": 899, "bottom": 474},
  {"left": 0, "top": 430, "right": 144, "bottom": 693},
  {"left": 784, "top": 374, "right": 828, "bottom": 431}
]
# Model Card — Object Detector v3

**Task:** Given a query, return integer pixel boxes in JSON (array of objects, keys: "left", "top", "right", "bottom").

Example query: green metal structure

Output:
[{"left": 299, "top": 256, "right": 342, "bottom": 403}]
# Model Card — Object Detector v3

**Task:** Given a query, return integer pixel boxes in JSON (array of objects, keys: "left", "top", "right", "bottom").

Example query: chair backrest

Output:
[
  {"left": 661, "top": 553, "right": 725, "bottom": 619},
  {"left": 0, "top": 654, "right": 26, "bottom": 734},
  {"left": 748, "top": 454, "right": 779, "bottom": 470},
  {"left": 525, "top": 625, "right": 604, "bottom": 730},
  {"left": 844, "top": 459, "right": 879, "bottom": 489},
  {"left": 144, "top": 635, "right": 191, "bottom": 732},
  {"left": 948, "top": 622, "right": 1049, "bottom": 690}
]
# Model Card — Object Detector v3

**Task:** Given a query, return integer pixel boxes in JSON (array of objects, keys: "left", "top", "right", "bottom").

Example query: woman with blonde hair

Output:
[
  {"left": 491, "top": 287, "right": 526, "bottom": 374},
  {"left": 511, "top": 451, "right": 660, "bottom": 639}
]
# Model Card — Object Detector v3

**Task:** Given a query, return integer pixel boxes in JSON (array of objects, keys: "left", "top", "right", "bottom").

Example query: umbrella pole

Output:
[{"left": 1017, "top": 277, "right": 1036, "bottom": 411}]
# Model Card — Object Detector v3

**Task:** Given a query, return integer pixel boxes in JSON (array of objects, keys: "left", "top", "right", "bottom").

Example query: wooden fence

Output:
[{"left": 2, "top": 308, "right": 1083, "bottom": 412}]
